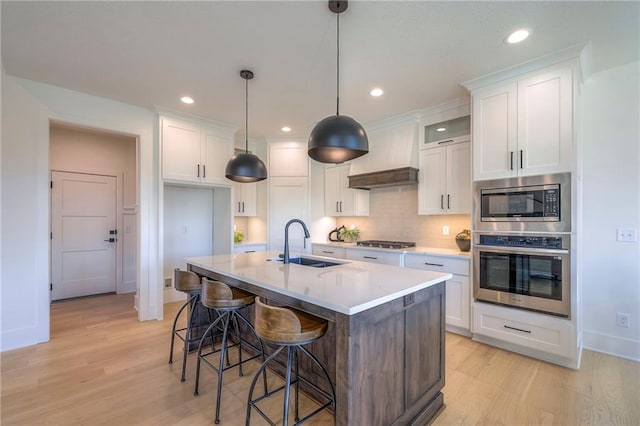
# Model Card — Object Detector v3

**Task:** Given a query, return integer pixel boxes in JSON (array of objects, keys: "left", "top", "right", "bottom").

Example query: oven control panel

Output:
[{"left": 478, "top": 235, "right": 564, "bottom": 249}]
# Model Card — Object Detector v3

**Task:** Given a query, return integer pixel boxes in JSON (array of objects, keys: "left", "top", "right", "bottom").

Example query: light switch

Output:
[{"left": 617, "top": 228, "right": 637, "bottom": 242}]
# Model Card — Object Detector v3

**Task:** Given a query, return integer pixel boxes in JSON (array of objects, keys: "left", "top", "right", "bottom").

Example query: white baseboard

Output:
[
  {"left": 118, "top": 280, "right": 136, "bottom": 294},
  {"left": 582, "top": 329, "right": 640, "bottom": 362}
]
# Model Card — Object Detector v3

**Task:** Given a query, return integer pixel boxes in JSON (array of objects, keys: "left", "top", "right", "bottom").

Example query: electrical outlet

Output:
[
  {"left": 616, "top": 312, "right": 630, "bottom": 328},
  {"left": 164, "top": 278, "right": 172, "bottom": 288},
  {"left": 442, "top": 226, "right": 450, "bottom": 235},
  {"left": 617, "top": 228, "right": 637, "bottom": 242}
]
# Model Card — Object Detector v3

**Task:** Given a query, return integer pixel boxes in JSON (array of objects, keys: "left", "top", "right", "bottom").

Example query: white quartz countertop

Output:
[
  {"left": 186, "top": 251, "right": 451, "bottom": 316},
  {"left": 313, "top": 242, "right": 471, "bottom": 259}
]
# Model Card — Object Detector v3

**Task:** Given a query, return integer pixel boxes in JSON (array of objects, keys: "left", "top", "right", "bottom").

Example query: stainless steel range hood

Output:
[{"left": 348, "top": 167, "right": 419, "bottom": 189}]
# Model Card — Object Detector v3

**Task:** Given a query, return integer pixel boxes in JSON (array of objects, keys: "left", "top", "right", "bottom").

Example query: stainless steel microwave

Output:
[{"left": 473, "top": 173, "right": 571, "bottom": 233}]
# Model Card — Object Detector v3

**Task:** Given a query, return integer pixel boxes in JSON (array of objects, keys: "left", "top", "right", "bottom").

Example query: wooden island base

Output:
[{"left": 190, "top": 264, "right": 446, "bottom": 426}]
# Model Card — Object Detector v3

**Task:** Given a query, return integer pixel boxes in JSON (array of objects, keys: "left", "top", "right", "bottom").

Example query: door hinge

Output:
[
  {"left": 50, "top": 232, "right": 53, "bottom": 240},
  {"left": 50, "top": 181, "right": 53, "bottom": 189},
  {"left": 50, "top": 283, "right": 53, "bottom": 291}
]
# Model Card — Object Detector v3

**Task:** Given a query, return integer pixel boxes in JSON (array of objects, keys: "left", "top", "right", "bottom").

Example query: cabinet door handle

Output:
[
  {"left": 203, "top": 165, "right": 206, "bottom": 178},
  {"left": 244, "top": 250, "right": 256, "bottom": 253},
  {"left": 336, "top": 201, "right": 339, "bottom": 213},
  {"left": 504, "top": 324, "right": 531, "bottom": 334},
  {"left": 363, "top": 256, "right": 378, "bottom": 260},
  {"left": 242, "top": 202, "right": 245, "bottom": 213},
  {"left": 424, "top": 262, "right": 444, "bottom": 267},
  {"left": 447, "top": 194, "right": 450, "bottom": 209},
  {"left": 322, "top": 250, "right": 335, "bottom": 254},
  {"left": 339, "top": 201, "right": 343, "bottom": 212},
  {"left": 510, "top": 152, "right": 514, "bottom": 170},
  {"left": 238, "top": 202, "right": 241, "bottom": 213},
  {"left": 197, "top": 164, "right": 201, "bottom": 178},
  {"left": 440, "top": 195, "right": 444, "bottom": 210},
  {"left": 437, "top": 139, "right": 454, "bottom": 145},
  {"left": 520, "top": 150, "right": 524, "bottom": 169}
]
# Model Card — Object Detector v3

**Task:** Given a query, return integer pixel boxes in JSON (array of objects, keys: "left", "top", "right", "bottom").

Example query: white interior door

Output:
[{"left": 51, "top": 171, "right": 117, "bottom": 300}]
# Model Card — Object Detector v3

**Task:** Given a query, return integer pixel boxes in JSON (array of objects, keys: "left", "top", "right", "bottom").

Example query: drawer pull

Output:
[
  {"left": 363, "top": 256, "right": 378, "bottom": 260},
  {"left": 244, "top": 250, "right": 256, "bottom": 253},
  {"left": 424, "top": 262, "right": 444, "bottom": 267},
  {"left": 322, "top": 250, "right": 334, "bottom": 254},
  {"left": 504, "top": 325, "right": 531, "bottom": 334}
]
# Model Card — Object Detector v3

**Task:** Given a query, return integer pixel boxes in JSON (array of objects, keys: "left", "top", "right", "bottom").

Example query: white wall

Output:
[
  {"left": 581, "top": 60, "right": 640, "bottom": 361},
  {"left": 1, "top": 73, "right": 160, "bottom": 351}
]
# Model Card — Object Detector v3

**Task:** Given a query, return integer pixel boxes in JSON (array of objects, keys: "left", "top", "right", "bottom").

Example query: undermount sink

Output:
[{"left": 275, "top": 256, "right": 343, "bottom": 268}]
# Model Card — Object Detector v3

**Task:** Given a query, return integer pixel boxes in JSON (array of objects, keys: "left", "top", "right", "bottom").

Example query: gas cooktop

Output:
[{"left": 356, "top": 240, "right": 417, "bottom": 249}]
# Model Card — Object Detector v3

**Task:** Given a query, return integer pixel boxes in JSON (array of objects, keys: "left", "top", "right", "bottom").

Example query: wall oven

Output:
[
  {"left": 473, "top": 172, "right": 571, "bottom": 233},
  {"left": 473, "top": 233, "right": 571, "bottom": 318}
]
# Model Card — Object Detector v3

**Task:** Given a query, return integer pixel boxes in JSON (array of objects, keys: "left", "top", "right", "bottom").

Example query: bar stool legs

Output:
[
  {"left": 246, "top": 298, "right": 335, "bottom": 426},
  {"left": 168, "top": 291, "right": 200, "bottom": 382},
  {"left": 194, "top": 278, "right": 268, "bottom": 424},
  {"left": 246, "top": 344, "right": 336, "bottom": 426}
]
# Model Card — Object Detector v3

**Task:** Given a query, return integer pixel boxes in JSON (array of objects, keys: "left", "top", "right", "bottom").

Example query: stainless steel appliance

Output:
[
  {"left": 473, "top": 172, "right": 571, "bottom": 233},
  {"left": 473, "top": 233, "right": 571, "bottom": 318},
  {"left": 356, "top": 240, "right": 416, "bottom": 249}
]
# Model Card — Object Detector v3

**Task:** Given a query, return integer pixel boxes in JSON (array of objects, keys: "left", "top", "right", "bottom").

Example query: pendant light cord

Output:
[
  {"left": 245, "top": 76, "right": 249, "bottom": 153},
  {"left": 336, "top": 12, "right": 340, "bottom": 116}
]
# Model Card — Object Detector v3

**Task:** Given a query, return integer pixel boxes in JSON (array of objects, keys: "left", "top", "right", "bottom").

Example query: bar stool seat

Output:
[
  {"left": 246, "top": 297, "right": 336, "bottom": 426},
  {"left": 169, "top": 268, "right": 210, "bottom": 382},
  {"left": 194, "top": 278, "right": 267, "bottom": 425}
]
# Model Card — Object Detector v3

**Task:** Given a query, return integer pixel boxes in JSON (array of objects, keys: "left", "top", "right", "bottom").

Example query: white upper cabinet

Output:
[
  {"left": 419, "top": 141, "right": 471, "bottom": 215},
  {"left": 233, "top": 182, "right": 257, "bottom": 216},
  {"left": 161, "top": 116, "right": 233, "bottom": 185},
  {"left": 324, "top": 164, "right": 369, "bottom": 216},
  {"left": 201, "top": 126, "right": 234, "bottom": 185},
  {"left": 268, "top": 141, "right": 308, "bottom": 177},
  {"left": 469, "top": 62, "right": 575, "bottom": 181}
]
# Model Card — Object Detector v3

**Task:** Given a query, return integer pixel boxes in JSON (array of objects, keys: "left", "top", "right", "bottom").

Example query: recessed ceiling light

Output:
[
  {"left": 370, "top": 88, "right": 384, "bottom": 97},
  {"left": 180, "top": 96, "right": 194, "bottom": 104},
  {"left": 506, "top": 29, "right": 530, "bottom": 44},
  {"left": 436, "top": 127, "right": 447, "bottom": 132},
  {"left": 281, "top": 126, "right": 292, "bottom": 132}
]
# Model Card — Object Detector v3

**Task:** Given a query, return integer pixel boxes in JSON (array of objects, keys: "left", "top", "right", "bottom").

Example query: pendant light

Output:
[
  {"left": 308, "top": 0, "right": 368, "bottom": 164},
  {"left": 225, "top": 70, "right": 268, "bottom": 183}
]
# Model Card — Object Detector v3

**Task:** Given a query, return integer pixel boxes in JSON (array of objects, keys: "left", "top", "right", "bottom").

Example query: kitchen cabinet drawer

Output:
[
  {"left": 404, "top": 253, "right": 469, "bottom": 276},
  {"left": 473, "top": 302, "right": 574, "bottom": 358},
  {"left": 312, "top": 245, "right": 347, "bottom": 259},
  {"left": 346, "top": 248, "right": 403, "bottom": 266}
]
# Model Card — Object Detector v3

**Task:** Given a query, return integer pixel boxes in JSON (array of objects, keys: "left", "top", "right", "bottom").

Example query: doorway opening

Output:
[{"left": 49, "top": 122, "right": 138, "bottom": 329}]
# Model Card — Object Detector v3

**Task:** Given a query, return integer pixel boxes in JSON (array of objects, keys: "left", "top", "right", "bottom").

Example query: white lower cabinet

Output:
[
  {"left": 472, "top": 302, "right": 576, "bottom": 360},
  {"left": 404, "top": 253, "right": 471, "bottom": 335},
  {"left": 346, "top": 248, "right": 403, "bottom": 266},
  {"left": 312, "top": 244, "right": 347, "bottom": 259}
]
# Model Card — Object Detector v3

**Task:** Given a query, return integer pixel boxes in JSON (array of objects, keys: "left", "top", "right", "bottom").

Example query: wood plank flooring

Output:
[{"left": 1, "top": 293, "right": 638, "bottom": 425}]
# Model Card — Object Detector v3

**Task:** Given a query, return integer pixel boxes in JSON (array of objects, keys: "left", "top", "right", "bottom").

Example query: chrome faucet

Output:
[{"left": 283, "top": 219, "right": 310, "bottom": 264}]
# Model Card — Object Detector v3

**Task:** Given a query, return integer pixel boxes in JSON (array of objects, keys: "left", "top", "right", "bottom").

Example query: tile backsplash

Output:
[{"left": 337, "top": 185, "right": 471, "bottom": 250}]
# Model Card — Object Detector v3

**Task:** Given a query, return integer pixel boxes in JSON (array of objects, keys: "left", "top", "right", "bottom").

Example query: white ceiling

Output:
[{"left": 2, "top": 1, "right": 638, "bottom": 140}]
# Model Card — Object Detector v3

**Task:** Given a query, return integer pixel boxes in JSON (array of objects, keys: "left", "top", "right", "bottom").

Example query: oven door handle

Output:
[{"left": 475, "top": 244, "right": 569, "bottom": 256}]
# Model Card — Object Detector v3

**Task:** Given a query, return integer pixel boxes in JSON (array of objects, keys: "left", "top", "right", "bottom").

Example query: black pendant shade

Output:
[
  {"left": 226, "top": 69, "right": 268, "bottom": 183},
  {"left": 225, "top": 152, "right": 267, "bottom": 182},
  {"left": 308, "top": 115, "right": 368, "bottom": 163},
  {"left": 308, "top": 0, "right": 368, "bottom": 164}
]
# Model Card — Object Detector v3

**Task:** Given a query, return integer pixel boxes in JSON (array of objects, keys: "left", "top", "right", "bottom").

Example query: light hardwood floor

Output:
[{"left": 1, "top": 294, "right": 638, "bottom": 425}]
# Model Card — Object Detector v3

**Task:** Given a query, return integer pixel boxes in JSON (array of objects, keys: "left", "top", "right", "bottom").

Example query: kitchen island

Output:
[{"left": 186, "top": 251, "right": 451, "bottom": 425}]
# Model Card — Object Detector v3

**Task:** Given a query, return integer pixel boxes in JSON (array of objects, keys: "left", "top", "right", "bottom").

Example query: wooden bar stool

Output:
[
  {"left": 168, "top": 268, "right": 210, "bottom": 382},
  {"left": 194, "top": 278, "right": 267, "bottom": 425},
  {"left": 246, "top": 297, "right": 336, "bottom": 426}
]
